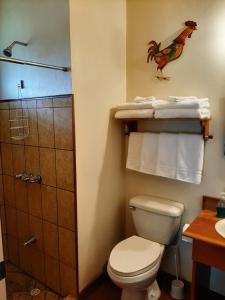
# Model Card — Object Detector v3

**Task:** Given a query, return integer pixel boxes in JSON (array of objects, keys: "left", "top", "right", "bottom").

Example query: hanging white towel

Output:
[
  {"left": 126, "top": 132, "right": 143, "bottom": 172},
  {"left": 115, "top": 109, "right": 154, "bottom": 119},
  {"left": 176, "top": 134, "right": 204, "bottom": 184},
  {"left": 139, "top": 133, "right": 159, "bottom": 175},
  {"left": 156, "top": 133, "right": 178, "bottom": 179},
  {"left": 126, "top": 132, "right": 159, "bottom": 174}
]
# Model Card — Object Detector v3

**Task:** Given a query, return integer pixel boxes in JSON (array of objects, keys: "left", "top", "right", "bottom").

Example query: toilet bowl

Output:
[
  {"left": 107, "top": 235, "right": 165, "bottom": 300},
  {"left": 107, "top": 195, "right": 184, "bottom": 300}
]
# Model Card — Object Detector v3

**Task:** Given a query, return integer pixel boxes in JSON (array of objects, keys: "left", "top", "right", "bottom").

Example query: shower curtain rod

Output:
[{"left": 0, "top": 56, "right": 70, "bottom": 72}]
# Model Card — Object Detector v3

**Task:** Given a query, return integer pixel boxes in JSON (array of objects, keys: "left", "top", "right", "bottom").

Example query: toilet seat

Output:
[{"left": 109, "top": 235, "right": 162, "bottom": 277}]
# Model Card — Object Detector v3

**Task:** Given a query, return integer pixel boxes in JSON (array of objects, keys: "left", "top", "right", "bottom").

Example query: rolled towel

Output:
[
  {"left": 115, "top": 109, "right": 154, "bottom": 119},
  {"left": 153, "top": 98, "right": 210, "bottom": 110},
  {"left": 154, "top": 108, "right": 211, "bottom": 119}
]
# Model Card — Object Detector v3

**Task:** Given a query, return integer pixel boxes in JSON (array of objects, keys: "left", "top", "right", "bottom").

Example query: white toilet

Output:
[{"left": 107, "top": 195, "right": 184, "bottom": 300}]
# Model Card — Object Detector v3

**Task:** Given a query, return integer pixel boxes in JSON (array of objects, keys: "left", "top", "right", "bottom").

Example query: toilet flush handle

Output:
[{"left": 129, "top": 205, "right": 136, "bottom": 210}]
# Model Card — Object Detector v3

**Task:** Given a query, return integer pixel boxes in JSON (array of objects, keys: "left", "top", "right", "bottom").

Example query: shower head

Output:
[{"left": 3, "top": 41, "right": 28, "bottom": 57}]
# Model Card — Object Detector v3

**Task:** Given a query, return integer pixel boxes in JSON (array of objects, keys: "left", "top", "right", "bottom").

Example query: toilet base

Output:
[{"left": 121, "top": 280, "right": 161, "bottom": 300}]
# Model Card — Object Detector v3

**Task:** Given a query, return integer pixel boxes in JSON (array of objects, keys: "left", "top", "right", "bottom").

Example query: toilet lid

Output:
[{"left": 109, "top": 235, "right": 161, "bottom": 276}]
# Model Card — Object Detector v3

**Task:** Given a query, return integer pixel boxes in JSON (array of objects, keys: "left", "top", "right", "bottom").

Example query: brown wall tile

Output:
[
  {"left": 25, "top": 109, "right": 39, "bottom": 146},
  {"left": 22, "top": 99, "right": 36, "bottom": 109},
  {"left": 59, "top": 227, "right": 76, "bottom": 268},
  {"left": 43, "top": 221, "right": 59, "bottom": 259},
  {"left": 5, "top": 206, "right": 18, "bottom": 237},
  {"left": 27, "top": 184, "right": 42, "bottom": 218},
  {"left": 57, "top": 189, "right": 75, "bottom": 231},
  {"left": 8, "top": 235, "right": 19, "bottom": 266},
  {"left": 31, "top": 249, "right": 45, "bottom": 283},
  {"left": 37, "top": 98, "right": 53, "bottom": 108},
  {"left": 2, "top": 234, "right": 8, "bottom": 261},
  {"left": 42, "top": 185, "right": 57, "bottom": 224},
  {"left": 29, "top": 215, "right": 44, "bottom": 251},
  {"left": 0, "top": 110, "right": 10, "bottom": 143},
  {"left": 45, "top": 255, "right": 60, "bottom": 293},
  {"left": 25, "top": 146, "right": 40, "bottom": 175},
  {"left": 9, "top": 109, "right": 25, "bottom": 145},
  {"left": 37, "top": 108, "right": 55, "bottom": 148},
  {"left": 53, "top": 97, "right": 72, "bottom": 108},
  {"left": 17, "top": 211, "right": 29, "bottom": 242},
  {"left": 54, "top": 108, "right": 73, "bottom": 150},
  {"left": 40, "top": 148, "right": 56, "bottom": 186},
  {"left": 12, "top": 144, "right": 25, "bottom": 175},
  {"left": 19, "top": 243, "right": 32, "bottom": 274},
  {"left": 56, "top": 150, "right": 74, "bottom": 191},
  {"left": 1, "top": 143, "right": 13, "bottom": 175},
  {"left": 0, "top": 175, "right": 3, "bottom": 204},
  {"left": 15, "top": 181, "right": 28, "bottom": 212},
  {"left": 3, "top": 175, "right": 15, "bottom": 207},
  {"left": 0, "top": 205, "right": 6, "bottom": 234},
  {"left": 60, "top": 263, "right": 77, "bottom": 296}
]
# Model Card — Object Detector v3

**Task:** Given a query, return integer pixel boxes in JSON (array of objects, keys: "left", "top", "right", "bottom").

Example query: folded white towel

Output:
[
  {"left": 117, "top": 100, "right": 166, "bottom": 110},
  {"left": 115, "top": 109, "right": 154, "bottom": 119},
  {"left": 116, "top": 102, "right": 155, "bottom": 110},
  {"left": 126, "top": 132, "right": 159, "bottom": 174},
  {"left": 156, "top": 133, "right": 178, "bottom": 179},
  {"left": 168, "top": 96, "right": 198, "bottom": 102},
  {"left": 154, "top": 108, "right": 211, "bottom": 119},
  {"left": 139, "top": 133, "right": 159, "bottom": 174},
  {"left": 133, "top": 96, "right": 156, "bottom": 103},
  {"left": 176, "top": 134, "right": 204, "bottom": 184},
  {"left": 126, "top": 132, "right": 143, "bottom": 172},
  {"left": 153, "top": 99, "right": 210, "bottom": 110}
]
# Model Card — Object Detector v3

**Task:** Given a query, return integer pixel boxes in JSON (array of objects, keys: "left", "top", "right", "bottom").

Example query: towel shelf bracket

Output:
[{"left": 122, "top": 118, "right": 213, "bottom": 141}]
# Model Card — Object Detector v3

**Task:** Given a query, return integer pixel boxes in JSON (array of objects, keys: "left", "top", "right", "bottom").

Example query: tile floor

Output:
[{"left": 6, "top": 263, "right": 63, "bottom": 300}]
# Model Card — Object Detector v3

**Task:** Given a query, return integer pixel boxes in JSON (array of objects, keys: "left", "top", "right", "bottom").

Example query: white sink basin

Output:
[{"left": 215, "top": 219, "right": 225, "bottom": 239}]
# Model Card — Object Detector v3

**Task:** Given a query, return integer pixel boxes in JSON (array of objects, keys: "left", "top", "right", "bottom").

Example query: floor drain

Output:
[{"left": 30, "top": 288, "right": 41, "bottom": 296}]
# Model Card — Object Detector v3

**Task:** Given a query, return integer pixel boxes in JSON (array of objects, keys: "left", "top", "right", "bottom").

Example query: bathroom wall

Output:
[
  {"left": 0, "top": 95, "right": 77, "bottom": 297},
  {"left": 126, "top": 0, "right": 225, "bottom": 294},
  {"left": 0, "top": 0, "right": 71, "bottom": 99},
  {"left": 69, "top": 0, "right": 126, "bottom": 292}
]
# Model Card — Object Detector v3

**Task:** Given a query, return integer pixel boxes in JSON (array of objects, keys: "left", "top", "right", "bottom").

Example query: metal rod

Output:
[{"left": 0, "top": 56, "right": 70, "bottom": 72}]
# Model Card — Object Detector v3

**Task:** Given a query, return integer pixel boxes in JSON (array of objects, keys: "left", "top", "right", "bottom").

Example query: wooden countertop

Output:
[{"left": 183, "top": 210, "right": 225, "bottom": 248}]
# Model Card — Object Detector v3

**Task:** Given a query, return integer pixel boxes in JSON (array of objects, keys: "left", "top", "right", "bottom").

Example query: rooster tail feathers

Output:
[{"left": 147, "top": 41, "right": 161, "bottom": 63}]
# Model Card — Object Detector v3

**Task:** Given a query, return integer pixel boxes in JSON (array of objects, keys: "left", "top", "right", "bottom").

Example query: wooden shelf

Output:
[{"left": 117, "top": 117, "right": 213, "bottom": 141}]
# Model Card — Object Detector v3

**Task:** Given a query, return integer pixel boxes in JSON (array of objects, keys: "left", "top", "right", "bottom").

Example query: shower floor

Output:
[{"left": 6, "top": 263, "right": 63, "bottom": 300}]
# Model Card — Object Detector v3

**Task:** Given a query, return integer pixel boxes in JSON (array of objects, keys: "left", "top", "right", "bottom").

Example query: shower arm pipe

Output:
[{"left": 0, "top": 56, "right": 70, "bottom": 72}]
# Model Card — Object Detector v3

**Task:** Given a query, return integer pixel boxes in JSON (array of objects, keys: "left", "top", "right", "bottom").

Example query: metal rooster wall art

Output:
[{"left": 147, "top": 20, "right": 197, "bottom": 80}]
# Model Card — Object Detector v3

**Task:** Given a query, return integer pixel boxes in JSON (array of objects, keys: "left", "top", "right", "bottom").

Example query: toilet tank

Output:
[{"left": 129, "top": 195, "right": 184, "bottom": 245}]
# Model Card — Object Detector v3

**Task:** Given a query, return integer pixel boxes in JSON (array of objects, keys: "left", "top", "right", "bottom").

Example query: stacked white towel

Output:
[
  {"left": 126, "top": 132, "right": 204, "bottom": 184},
  {"left": 115, "top": 96, "right": 162, "bottom": 119},
  {"left": 154, "top": 96, "right": 211, "bottom": 119}
]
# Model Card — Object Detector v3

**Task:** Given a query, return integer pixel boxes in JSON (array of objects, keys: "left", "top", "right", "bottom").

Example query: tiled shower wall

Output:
[{"left": 0, "top": 95, "right": 77, "bottom": 297}]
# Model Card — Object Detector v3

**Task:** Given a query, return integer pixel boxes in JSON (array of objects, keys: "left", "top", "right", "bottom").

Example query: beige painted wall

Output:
[
  {"left": 69, "top": 0, "right": 126, "bottom": 292},
  {"left": 126, "top": 0, "right": 225, "bottom": 292}
]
